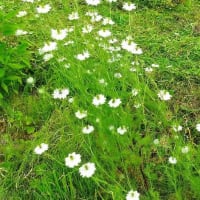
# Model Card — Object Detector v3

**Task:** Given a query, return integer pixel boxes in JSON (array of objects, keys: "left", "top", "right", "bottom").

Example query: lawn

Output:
[{"left": 0, "top": 0, "right": 200, "bottom": 199}]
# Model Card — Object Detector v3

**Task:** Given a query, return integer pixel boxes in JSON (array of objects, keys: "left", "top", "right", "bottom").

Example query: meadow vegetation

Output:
[{"left": 0, "top": 0, "right": 200, "bottom": 199}]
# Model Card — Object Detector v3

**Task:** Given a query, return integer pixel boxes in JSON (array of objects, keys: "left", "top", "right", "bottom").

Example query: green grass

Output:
[{"left": 0, "top": 0, "right": 200, "bottom": 199}]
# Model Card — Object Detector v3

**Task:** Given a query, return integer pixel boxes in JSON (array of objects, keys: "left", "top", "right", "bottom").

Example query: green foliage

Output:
[{"left": 0, "top": 12, "right": 30, "bottom": 102}]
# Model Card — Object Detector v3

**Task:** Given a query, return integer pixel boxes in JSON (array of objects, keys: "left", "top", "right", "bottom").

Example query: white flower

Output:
[
  {"left": 51, "top": 29, "right": 67, "bottom": 40},
  {"left": 172, "top": 125, "right": 183, "bottom": 132},
  {"left": 99, "top": 79, "right": 107, "bottom": 86},
  {"left": 196, "top": 123, "right": 200, "bottom": 132},
  {"left": 153, "top": 139, "right": 159, "bottom": 145},
  {"left": 98, "top": 29, "right": 112, "bottom": 38},
  {"left": 64, "top": 40, "right": 74, "bottom": 46},
  {"left": 108, "top": 98, "right": 121, "bottom": 108},
  {"left": 22, "top": 0, "right": 34, "bottom": 2},
  {"left": 26, "top": 77, "right": 34, "bottom": 84},
  {"left": 36, "top": 4, "right": 51, "bottom": 14},
  {"left": 82, "top": 125, "right": 94, "bottom": 134},
  {"left": 85, "top": 0, "right": 101, "bottom": 6},
  {"left": 75, "top": 110, "right": 87, "bottom": 119},
  {"left": 34, "top": 143, "right": 48, "bottom": 155},
  {"left": 168, "top": 156, "right": 177, "bottom": 164},
  {"left": 79, "top": 162, "right": 96, "bottom": 178},
  {"left": 132, "top": 89, "right": 139, "bottom": 96},
  {"left": 152, "top": 64, "right": 159, "bottom": 68},
  {"left": 68, "top": 97, "right": 74, "bottom": 103},
  {"left": 126, "top": 190, "right": 140, "bottom": 200},
  {"left": 76, "top": 51, "right": 90, "bottom": 61},
  {"left": 82, "top": 25, "right": 93, "bottom": 34},
  {"left": 65, "top": 152, "right": 81, "bottom": 168},
  {"left": 158, "top": 90, "right": 172, "bottom": 101},
  {"left": 86, "top": 11, "right": 102, "bottom": 22},
  {"left": 121, "top": 39, "right": 142, "bottom": 55},
  {"left": 52, "top": 88, "right": 69, "bottom": 99},
  {"left": 43, "top": 53, "right": 54, "bottom": 61},
  {"left": 92, "top": 94, "right": 106, "bottom": 106},
  {"left": 181, "top": 146, "right": 189, "bottom": 154},
  {"left": 114, "top": 73, "right": 122, "bottom": 78},
  {"left": 39, "top": 42, "right": 57, "bottom": 54},
  {"left": 117, "top": 126, "right": 127, "bottom": 135},
  {"left": 106, "top": 0, "right": 117, "bottom": 3},
  {"left": 68, "top": 12, "right": 79, "bottom": 20},
  {"left": 123, "top": 2, "right": 136, "bottom": 11},
  {"left": 102, "top": 17, "right": 115, "bottom": 25},
  {"left": 16, "top": 11, "right": 27, "bottom": 17},
  {"left": 145, "top": 67, "right": 153, "bottom": 73},
  {"left": 15, "top": 29, "right": 28, "bottom": 36}
]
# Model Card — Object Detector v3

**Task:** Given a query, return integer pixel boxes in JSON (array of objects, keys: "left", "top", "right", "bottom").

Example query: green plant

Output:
[{"left": 0, "top": 12, "right": 30, "bottom": 103}]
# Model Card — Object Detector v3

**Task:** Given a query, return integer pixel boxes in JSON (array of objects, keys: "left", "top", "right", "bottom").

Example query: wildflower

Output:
[
  {"left": 76, "top": 51, "right": 90, "bottom": 61},
  {"left": 79, "top": 162, "right": 96, "bottom": 178},
  {"left": 39, "top": 42, "right": 57, "bottom": 54},
  {"left": 117, "top": 126, "right": 127, "bottom": 135},
  {"left": 68, "top": 12, "right": 79, "bottom": 20},
  {"left": 92, "top": 94, "right": 106, "bottom": 106},
  {"left": 16, "top": 11, "right": 27, "bottom": 17},
  {"left": 22, "top": 0, "right": 34, "bottom": 2},
  {"left": 52, "top": 88, "right": 69, "bottom": 99},
  {"left": 85, "top": 0, "right": 101, "bottom": 6},
  {"left": 82, "top": 125, "right": 94, "bottom": 134},
  {"left": 64, "top": 40, "right": 74, "bottom": 46},
  {"left": 34, "top": 143, "right": 48, "bottom": 155},
  {"left": 102, "top": 17, "right": 115, "bottom": 25},
  {"left": 172, "top": 125, "right": 183, "bottom": 132},
  {"left": 152, "top": 64, "right": 159, "bottom": 68},
  {"left": 36, "top": 4, "right": 51, "bottom": 14},
  {"left": 132, "top": 89, "right": 139, "bottom": 96},
  {"left": 82, "top": 25, "right": 93, "bottom": 34},
  {"left": 126, "top": 190, "right": 140, "bottom": 200},
  {"left": 121, "top": 38, "right": 142, "bottom": 55},
  {"left": 123, "top": 2, "right": 136, "bottom": 11},
  {"left": 75, "top": 110, "right": 87, "bottom": 119},
  {"left": 26, "top": 77, "right": 34, "bottom": 84},
  {"left": 196, "top": 124, "right": 200, "bottom": 132},
  {"left": 106, "top": 0, "right": 117, "bottom": 3},
  {"left": 43, "top": 53, "right": 54, "bottom": 61},
  {"left": 181, "top": 146, "right": 189, "bottom": 154},
  {"left": 108, "top": 98, "right": 121, "bottom": 108},
  {"left": 51, "top": 29, "right": 67, "bottom": 40},
  {"left": 114, "top": 73, "right": 122, "bottom": 78},
  {"left": 168, "top": 156, "right": 177, "bottom": 164},
  {"left": 65, "top": 152, "right": 81, "bottom": 168},
  {"left": 15, "top": 29, "right": 28, "bottom": 36},
  {"left": 98, "top": 29, "right": 112, "bottom": 38},
  {"left": 153, "top": 139, "right": 159, "bottom": 145},
  {"left": 68, "top": 97, "right": 74, "bottom": 103},
  {"left": 145, "top": 67, "right": 153, "bottom": 73},
  {"left": 158, "top": 90, "right": 172, "bottom": 101}
]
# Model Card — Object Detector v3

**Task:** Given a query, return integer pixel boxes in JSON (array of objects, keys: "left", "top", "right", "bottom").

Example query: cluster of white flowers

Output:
[{"left": 65, "top": 152, "right": 96, "bottom": 178}]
